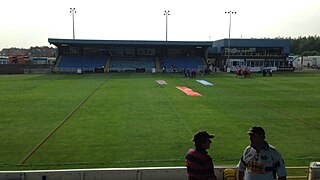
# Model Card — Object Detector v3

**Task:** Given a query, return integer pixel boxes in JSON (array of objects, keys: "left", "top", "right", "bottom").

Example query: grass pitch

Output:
[{"left": 0, "top": 72, "right": 319, "bottom": 170}]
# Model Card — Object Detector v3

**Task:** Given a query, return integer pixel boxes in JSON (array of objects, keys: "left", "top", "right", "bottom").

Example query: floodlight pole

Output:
[
  {"left": 225, "top": 11, "right": 236, "bottom": 67},
  {"left": 70, "top": 8, "right": 76, "bottom": 39},
  {"left": 164, "top": 10, "right": 170, "bottom": 41}
]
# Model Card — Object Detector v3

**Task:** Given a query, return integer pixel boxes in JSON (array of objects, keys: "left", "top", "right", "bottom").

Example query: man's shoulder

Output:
[
  {"left": 187, "top": 148, "right": 212, "bottom": 160},
  {"left": 243, "top": 145, "right": 254, "bottom": 154},
  {"left": 266, "top": 144, "right": 279, "bottom": 152},
  {"left": 187, "top": 149, "right": 196, "bottom": 154},
  {"left": 267, "top": 144, "right": 276, "bottom": 149},
  {"left": 242, "top": 146, "right": 256, "bottom": 160}
]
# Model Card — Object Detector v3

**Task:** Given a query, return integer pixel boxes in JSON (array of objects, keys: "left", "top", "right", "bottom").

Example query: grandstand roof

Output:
[
  {"left": 48, "top": 38, "right": 213, "bottom": 47},
  {"left": 48, "top": 38, "right": 290, "bottom": 55},
  {"left": 211, "top": 38, "right": 290, "bottom": 54}
]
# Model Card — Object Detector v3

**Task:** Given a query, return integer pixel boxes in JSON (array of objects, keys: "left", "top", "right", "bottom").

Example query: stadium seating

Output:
[
  {"left": 58, "top": 55, "right": 106, "bottom": 71},
  {"left": 109, "top": 57, "right": 155, "bottom": 72},
  {"left": 57, "top": 55, "right": 203, "bottom": 73},
  {"left": 162, "top": 56, "right": 203, "bottom": 72}
]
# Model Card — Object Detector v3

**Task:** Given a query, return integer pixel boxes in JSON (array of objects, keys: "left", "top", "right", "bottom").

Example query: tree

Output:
[{"left": 285, "top": 36, "right": 320, "bottom": 56}]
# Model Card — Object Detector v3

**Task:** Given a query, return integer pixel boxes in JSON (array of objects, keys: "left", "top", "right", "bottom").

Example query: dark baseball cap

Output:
[
  {"left": 192, "top": 130, "right": 215, "bottom": 143},
  {"left": 247, "top": 126, "right": 265, "bottom": 139}
]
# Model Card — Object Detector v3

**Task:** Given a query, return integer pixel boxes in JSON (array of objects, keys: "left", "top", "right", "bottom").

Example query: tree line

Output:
[{"left": 282, "top": 35, "right": 320, "bottom": 56}]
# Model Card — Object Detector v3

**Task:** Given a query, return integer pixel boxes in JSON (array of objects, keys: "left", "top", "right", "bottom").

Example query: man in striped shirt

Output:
[{"left": 185, "top": 130, "right": 217, "bottom": 180}]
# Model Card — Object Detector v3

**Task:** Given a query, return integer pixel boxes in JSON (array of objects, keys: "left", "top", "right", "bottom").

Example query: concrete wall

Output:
[{"left": 0, "top": 64, "right": 52, "bottom": 74}]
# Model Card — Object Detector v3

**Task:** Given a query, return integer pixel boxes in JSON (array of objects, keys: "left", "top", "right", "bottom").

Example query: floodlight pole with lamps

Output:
[
  {"left": 70, "top": 8, "right": 76, "bottom": 39},
  {"left": 225, "top": 11, "right": 236, "bottom": 67},
  {"left": 164, "top": 10, "right": 170, "bottom": 41}
]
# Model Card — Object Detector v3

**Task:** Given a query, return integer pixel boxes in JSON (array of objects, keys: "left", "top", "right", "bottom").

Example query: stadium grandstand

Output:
[
  {"left": 208, "top": 38, "right": 291, "bottom": 72},
  {"left": 48, "top": 39, "right": 212, "bottom": 73},
  {"left": 48, "top": 38, "right": 290, "bottom": 74}
]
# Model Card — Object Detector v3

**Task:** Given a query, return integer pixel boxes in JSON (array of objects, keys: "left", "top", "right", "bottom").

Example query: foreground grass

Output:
[{"left": 0, "top": 72, "right": 319, "bottom": 170}]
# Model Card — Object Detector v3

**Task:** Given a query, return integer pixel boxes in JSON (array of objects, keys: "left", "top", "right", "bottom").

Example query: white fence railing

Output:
[
  {"left": 0, "top": 166, "right": 233, "bottom": 180},
  {"left": 0, "top": 162, "right": 319, "bottom": 180}
]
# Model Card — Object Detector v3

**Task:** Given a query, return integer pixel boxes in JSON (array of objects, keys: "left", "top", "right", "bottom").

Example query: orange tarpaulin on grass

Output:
[{"left": 176, "top": 86, "right": 202, "bottom": 96}]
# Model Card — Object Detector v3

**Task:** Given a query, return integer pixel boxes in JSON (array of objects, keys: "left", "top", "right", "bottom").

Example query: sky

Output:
[{"left": 0, "top": 0, "right": 319, "bottom": 50}]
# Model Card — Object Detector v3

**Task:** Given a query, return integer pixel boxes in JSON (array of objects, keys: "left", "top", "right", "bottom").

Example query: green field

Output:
[{"left": 0, "top": 72, "right": 319, "bottom": 170}]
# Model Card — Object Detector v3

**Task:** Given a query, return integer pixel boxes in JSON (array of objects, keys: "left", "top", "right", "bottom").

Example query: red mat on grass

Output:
[{"left": 176, "top": 86, "right": 202, "bottom": 96}]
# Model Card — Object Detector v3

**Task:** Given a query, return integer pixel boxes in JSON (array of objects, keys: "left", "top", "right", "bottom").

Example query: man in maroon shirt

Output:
[{"left": 185, "top": 130, "right": 217, "bottom": 180}]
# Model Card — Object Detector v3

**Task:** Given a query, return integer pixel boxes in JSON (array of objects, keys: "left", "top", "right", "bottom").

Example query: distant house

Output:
[
  {"left": 0, "top": 56, "right": 9, "bottom": 64},
  {"left": 8, "top": 55, "right": 30, "bottom": 64}
]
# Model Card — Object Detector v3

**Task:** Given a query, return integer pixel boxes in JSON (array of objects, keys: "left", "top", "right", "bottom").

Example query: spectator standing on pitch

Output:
[
  {"left": 162, "top": 66, "right": 166, "bottom": 73},
  {"left": 269, "top": 69, "right": 273, "bottom": 76},
  {"left": 238, "top": 126, "right": 287, "bottom": 180},
  {"left": 185, "top": 130, "right": 217, "bottom": 180}
]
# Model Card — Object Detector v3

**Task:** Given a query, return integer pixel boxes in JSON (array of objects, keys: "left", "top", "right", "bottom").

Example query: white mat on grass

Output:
[{"left": 196, "top": 80, "right": 214, "bottom": 86}]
